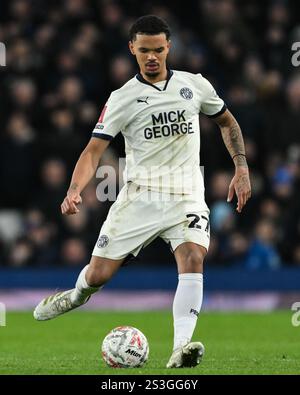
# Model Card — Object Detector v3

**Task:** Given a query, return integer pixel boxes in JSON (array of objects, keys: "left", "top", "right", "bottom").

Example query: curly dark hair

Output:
[{"left": 129, "top": 15, "right": 171, "bottom": 41}]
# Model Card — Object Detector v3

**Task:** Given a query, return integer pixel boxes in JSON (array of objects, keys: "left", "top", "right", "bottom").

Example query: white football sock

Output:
[
  {"left": 172, "top": 273, "right": 203, "bottom": 350},
  {"left": 71, "top": 265, "right": 101, "bottom": 304}
]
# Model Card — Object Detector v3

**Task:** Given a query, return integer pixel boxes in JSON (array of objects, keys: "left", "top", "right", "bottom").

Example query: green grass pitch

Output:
[{"left": 0, "top": 311, "right": 299, "bottom": 375}]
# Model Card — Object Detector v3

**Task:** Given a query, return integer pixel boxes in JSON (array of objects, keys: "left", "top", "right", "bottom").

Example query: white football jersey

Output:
[{"left": 92, "top": 70, "right": 226, "bottom": 195}]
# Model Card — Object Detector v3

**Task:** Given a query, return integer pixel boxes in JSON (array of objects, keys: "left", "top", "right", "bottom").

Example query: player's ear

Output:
[
  {"left": 128, "top": 41, "right": 135, "bottom": 55},
  {"left": 164, "top": 40, "right": 171, "bottom": 56}
]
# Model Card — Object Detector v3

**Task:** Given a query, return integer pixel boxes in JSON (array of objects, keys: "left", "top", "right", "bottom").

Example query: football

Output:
[{"left": 101, "top": 326, "right": 149, "bottom": 368}]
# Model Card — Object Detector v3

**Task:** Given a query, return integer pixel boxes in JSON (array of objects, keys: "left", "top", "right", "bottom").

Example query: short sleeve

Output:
[
  {"left": 92, "top": 92, "right": 125, "bottom": 140},
  {"left": 198, "top": 75, "right": 227, "bottom": 118}
]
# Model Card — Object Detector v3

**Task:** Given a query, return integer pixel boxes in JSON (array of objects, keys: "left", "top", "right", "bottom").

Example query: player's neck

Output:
[{"left": 140, "top": 68, "right": 168, "bottom": 84}]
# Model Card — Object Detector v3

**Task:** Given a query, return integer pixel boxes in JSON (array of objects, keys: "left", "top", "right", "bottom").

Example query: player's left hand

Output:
[{"left": 227, "top": 166, "right": 251, "bottom": 213}]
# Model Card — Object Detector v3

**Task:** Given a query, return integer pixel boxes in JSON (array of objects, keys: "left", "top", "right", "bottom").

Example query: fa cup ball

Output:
[{"left": 101, "top": 326, "right": 149, "bottom": 368}]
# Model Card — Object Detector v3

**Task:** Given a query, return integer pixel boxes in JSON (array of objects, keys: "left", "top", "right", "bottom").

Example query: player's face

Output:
[{"left": 129, "top": 33, "right": 171, "bottom": 81}]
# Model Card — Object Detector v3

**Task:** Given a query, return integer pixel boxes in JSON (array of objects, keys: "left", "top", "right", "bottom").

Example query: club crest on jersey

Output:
[
  {"left": 180, "top": 87, "right": 193, "bottom": 100},
  {"left": 97, "top": 235, "right": 109, "bottom": 248}
]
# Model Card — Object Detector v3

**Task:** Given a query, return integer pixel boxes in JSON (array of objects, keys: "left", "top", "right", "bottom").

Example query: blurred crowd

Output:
[{"left": 0, "top": 0, "right": 300, "bottom": 269}]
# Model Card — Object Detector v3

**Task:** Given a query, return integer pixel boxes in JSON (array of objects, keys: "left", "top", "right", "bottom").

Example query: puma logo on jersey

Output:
[{"left": 137, "top": 97, "right": 149, "bottom": 104}]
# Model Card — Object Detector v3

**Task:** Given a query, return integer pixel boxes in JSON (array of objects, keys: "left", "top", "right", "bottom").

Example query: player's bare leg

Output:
[
  {"left": 166, "top": 242, "right": 206, "bottom": 368},
  {"left": 33, "top": 256, "right": 123, "bottom": 321}
]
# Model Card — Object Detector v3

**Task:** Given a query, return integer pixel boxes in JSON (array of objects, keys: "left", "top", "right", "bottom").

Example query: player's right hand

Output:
[{"left": 61, "top": 191, "right": 82, "bottom": 215}]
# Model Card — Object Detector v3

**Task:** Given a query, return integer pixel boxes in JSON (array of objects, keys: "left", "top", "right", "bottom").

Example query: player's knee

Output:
[{"left": 183, "top": 249, "right": 205, "bottom": 273}]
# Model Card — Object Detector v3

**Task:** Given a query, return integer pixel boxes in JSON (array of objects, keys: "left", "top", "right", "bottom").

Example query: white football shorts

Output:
[{"left": 92, "top": 182, "right": 210, "bottom": 260}]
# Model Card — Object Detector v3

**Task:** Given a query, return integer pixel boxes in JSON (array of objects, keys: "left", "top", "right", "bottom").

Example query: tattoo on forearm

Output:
[
  {"left": 220, "top": 121, "right": 247, "bottom": 166},
  {"left": 233, "top": 154, "right": 247, "bottom": 167},
  {"left": 70, "top": 183, "right": 78, "bottom": 191}
]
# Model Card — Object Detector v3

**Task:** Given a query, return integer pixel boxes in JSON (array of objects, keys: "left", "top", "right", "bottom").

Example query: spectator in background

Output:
[
  {"left": 7, "top": 238, "right": 34, "bottom": 267},
  {"left": 259, "top": 198, "right": 281, "bottom": 223},
  {"left": 293, "top": 245, "right": 300, "bottom": 266},
  {"left": 0, "top": 113, "right": 37, "bottom": 208},
  {"left": 6, "top": 208, "right": 58, "bottom": 266},
  {"left": 8, "top": 79, "right": 37, "bottom": 115},
  {"left": 35, "top": 159, "right": 67, "bottom": 221},
  {"left": 223, "top": 231, "right": 249, "bottom": 266},
  {"left": 271, "top": 164, "right": 295, "bottom": 202},
  {"left": 61, "top": 207, "right": 89, "bottom": 242},
  {"left": 60, "top": 238, "right": 88, "bottom": 266},
  {"left": 244, "top": 219, "right": 281, "bottom": 270},
  {"left": 109, "top": 56, "right": 134, "bottom": 89},
  {"left": 24, "top": 208, "right": 58, "bottom": 266},
  {"left": 40, "top": 106, "right": 84, "bottom": 167},
  {"left": 59, "top": 76, "right": 84, "bottom": 107},
  {"left": 210, "top": 202, "right": 235, "bottom": 235}
]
